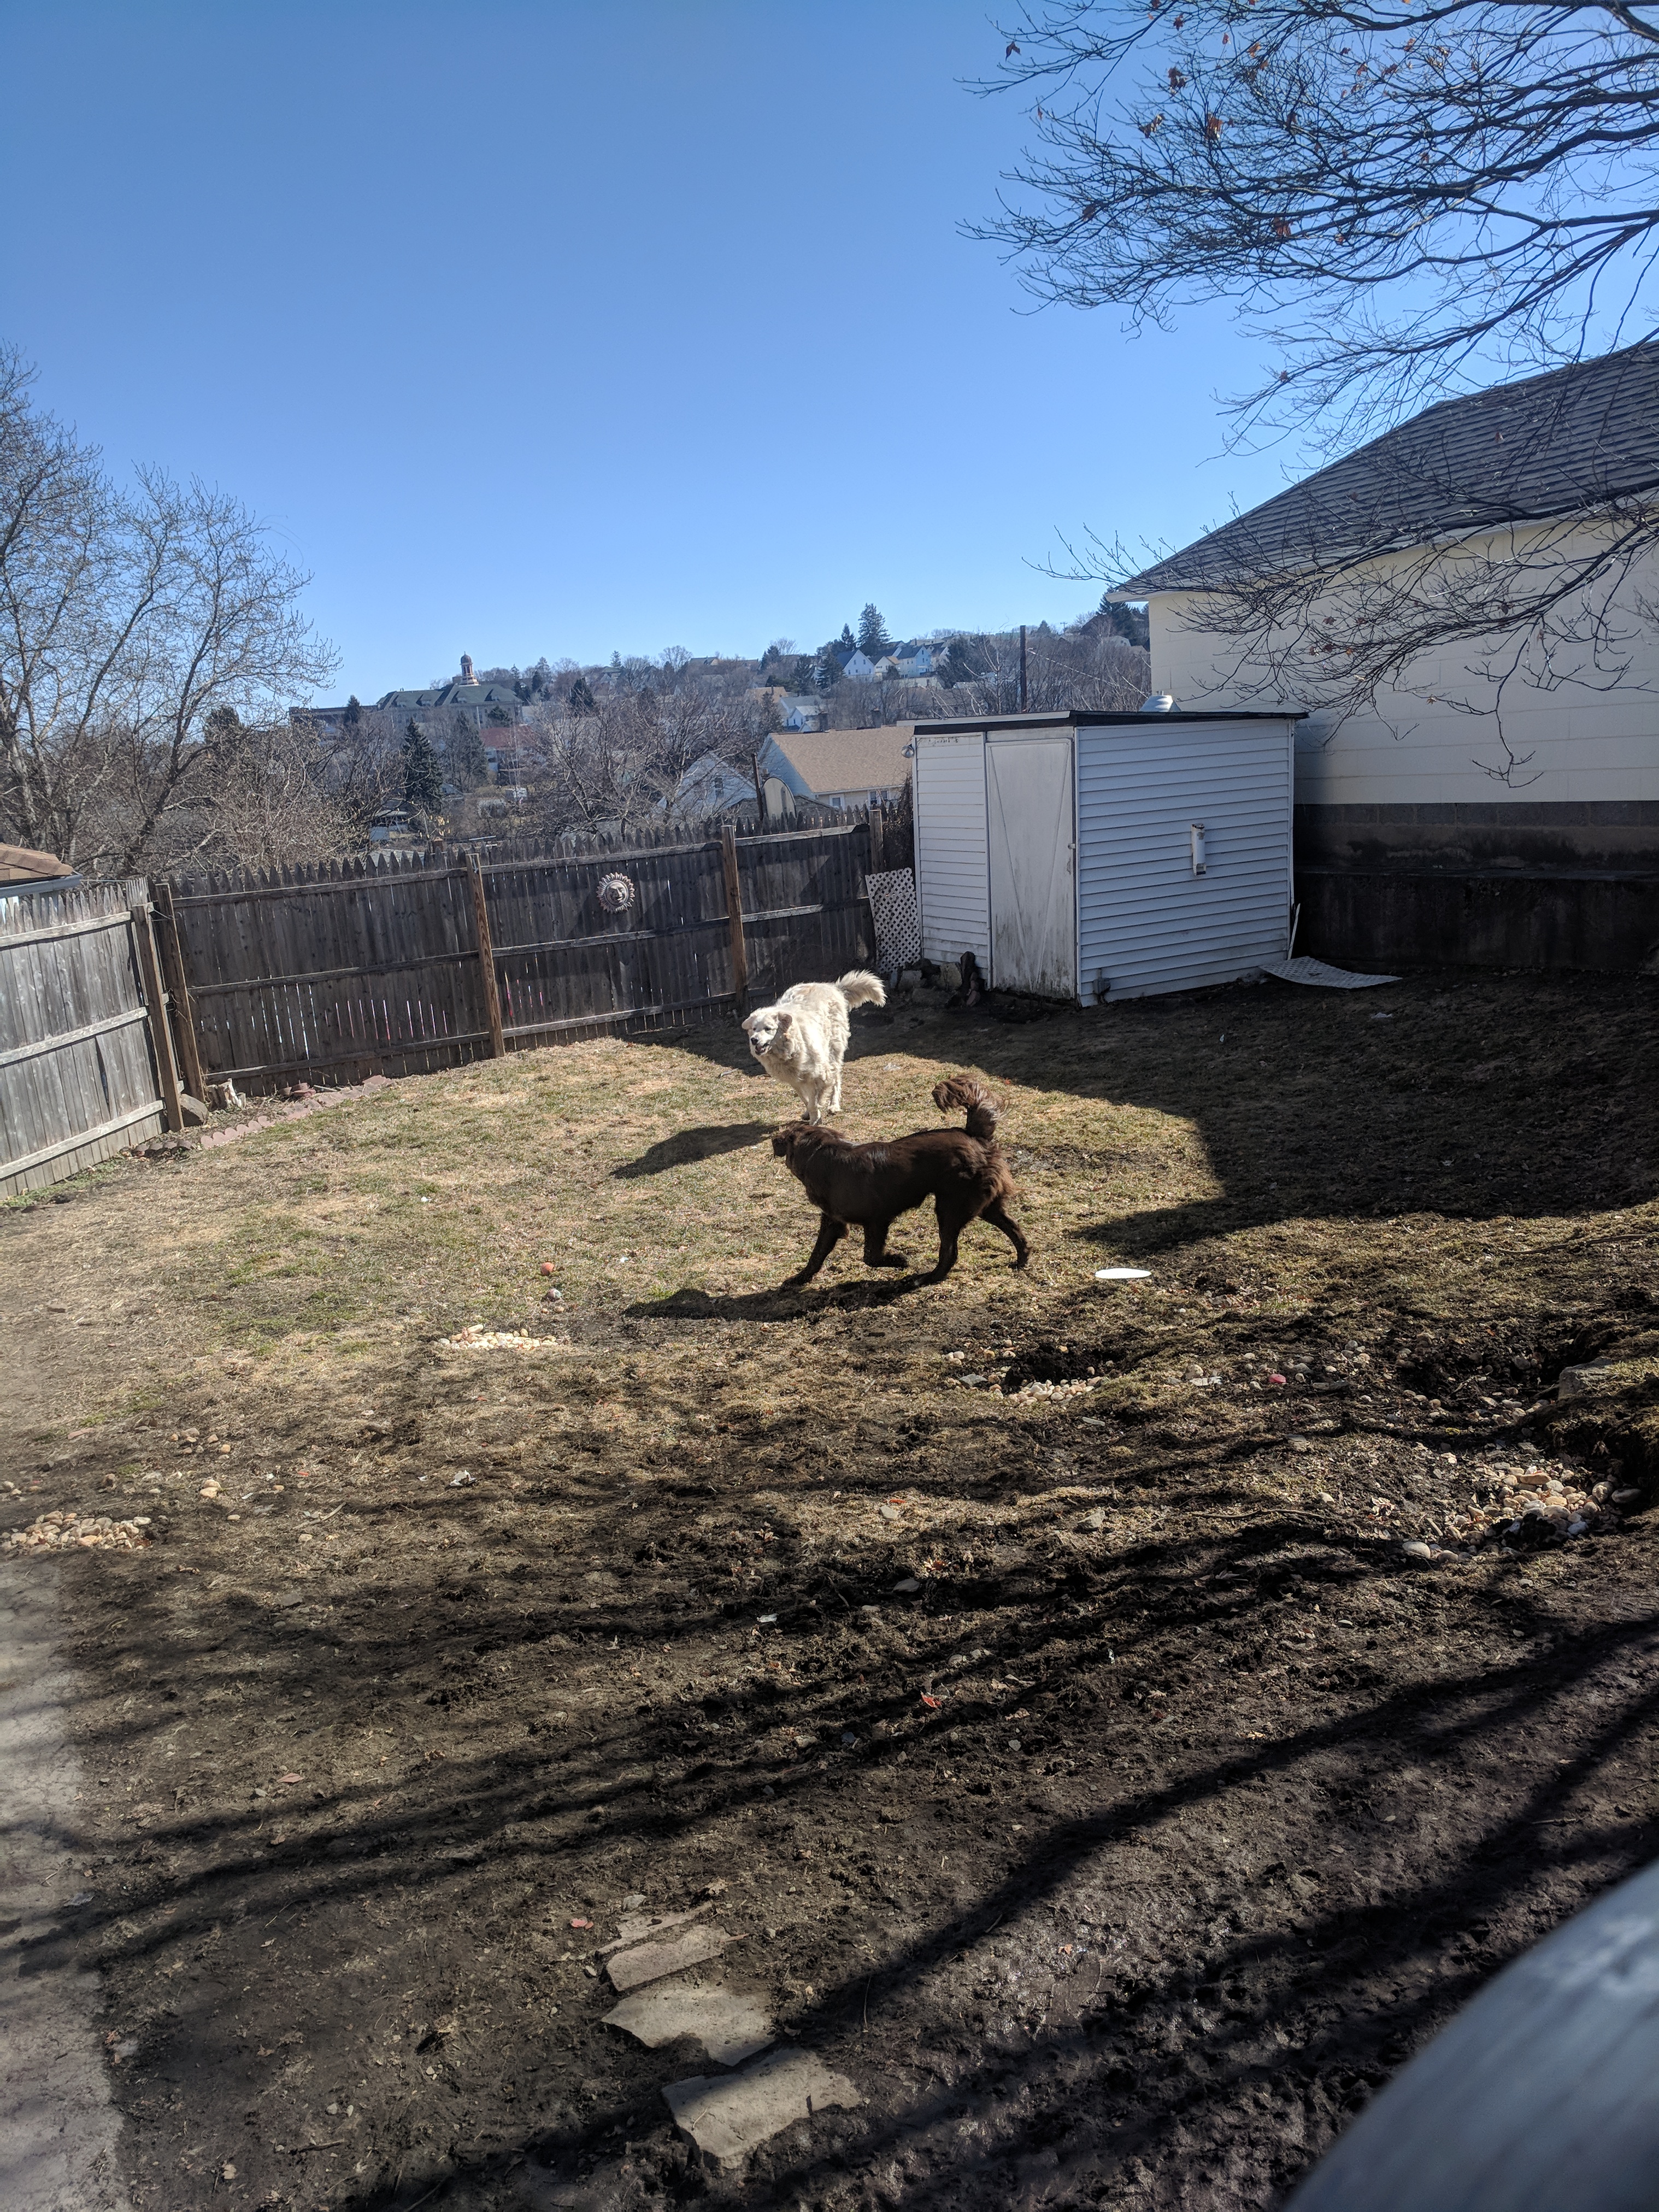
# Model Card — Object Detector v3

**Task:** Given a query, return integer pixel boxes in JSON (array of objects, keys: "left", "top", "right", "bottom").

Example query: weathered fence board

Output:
[
  {"left": 486, "top": 833, "right": 737, "bottom": 1045},
  {"left": 166, "top": 853, "right": 490, "bottom": 1087},
  {"left": 162, "top": 816, "right": 887, "bottom": 1093},
  {"left": 0, "top": 879, "right": 165, "bottom": 1196}
]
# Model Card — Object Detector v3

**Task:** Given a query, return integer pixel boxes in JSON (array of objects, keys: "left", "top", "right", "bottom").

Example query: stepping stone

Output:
[
  {"left": 601, "top": 1902, "right": 710, "bottom": 1955},
  {"left": 606, "top": 1923, "right": 737, "bottom": 1992},
  {"left": 663, "top": 2047, "right": 861, "bottom": 2170},
  {"left": 603, "top": 1976, "right": 772, "bottom": 2066}
]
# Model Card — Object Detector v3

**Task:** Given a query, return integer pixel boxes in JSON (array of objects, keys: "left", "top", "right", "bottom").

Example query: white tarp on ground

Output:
[{"left": 1261, "top": 956, "right": 1400, "bottom": 989}]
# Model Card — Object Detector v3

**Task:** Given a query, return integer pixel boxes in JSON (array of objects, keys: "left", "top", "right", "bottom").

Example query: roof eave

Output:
[{"left": 1110, "top": 486, "right": 1659, "bottom": 601}]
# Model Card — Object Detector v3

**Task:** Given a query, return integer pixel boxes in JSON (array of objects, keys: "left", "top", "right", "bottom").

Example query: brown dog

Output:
[{"left": 771, "top": 1074, "right": 1030, "bottom": 1284}]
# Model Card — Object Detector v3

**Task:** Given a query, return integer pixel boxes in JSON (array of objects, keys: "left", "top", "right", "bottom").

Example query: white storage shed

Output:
[{"left": 913, "top": 709, "right": 1301, "bottom": 1003}]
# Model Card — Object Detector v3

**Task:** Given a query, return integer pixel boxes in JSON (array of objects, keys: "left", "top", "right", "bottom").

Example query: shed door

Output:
[{"left": 987, "top": 738, "right": 1076, "bottom": 997}]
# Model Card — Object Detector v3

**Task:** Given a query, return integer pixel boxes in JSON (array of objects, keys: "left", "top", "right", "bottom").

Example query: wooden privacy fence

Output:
[
  {"left": 159, "top": 815, "right": 894, "bottom": 1096},
  {"left": 0, "top": 879, "right": 177, "bottom": 1198}
]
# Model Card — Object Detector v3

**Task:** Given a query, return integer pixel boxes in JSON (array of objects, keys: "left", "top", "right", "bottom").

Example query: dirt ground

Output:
[{"left": 4, "top": 966, "right": 1659, "bottom": 2212}]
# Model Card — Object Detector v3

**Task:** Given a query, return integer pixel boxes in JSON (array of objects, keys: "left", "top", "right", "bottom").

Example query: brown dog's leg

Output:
[
  {"left": 981, "top": 1200, "right": 1030, "bottom": 1269},
  {"left": 790, "top": 1215, "right": 846, "bottom": 1285},
  {"left": 862, "top": 1219, "right": 905, "bottom": 1267},
  {"left": 925, "top": 1199, "right": 970, "bottom": 1281}
]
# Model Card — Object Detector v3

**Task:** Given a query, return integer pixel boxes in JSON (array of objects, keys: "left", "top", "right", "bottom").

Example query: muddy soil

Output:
[{"left": 3, "top": 968, "right": 1658, "bottom": 2212}]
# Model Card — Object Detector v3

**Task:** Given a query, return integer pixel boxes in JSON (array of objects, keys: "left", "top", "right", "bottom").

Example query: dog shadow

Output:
[
  {"left": 627, "top": 1273, "right": 936, "bottom": 1322},
  {"left": 611, "top": 1122, "right": 774, "bottom": 1179}
]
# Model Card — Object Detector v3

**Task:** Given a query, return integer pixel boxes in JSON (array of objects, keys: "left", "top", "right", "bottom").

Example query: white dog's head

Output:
[{"left": 743, "top": 1005, "right": 796, "bottom": 1062}]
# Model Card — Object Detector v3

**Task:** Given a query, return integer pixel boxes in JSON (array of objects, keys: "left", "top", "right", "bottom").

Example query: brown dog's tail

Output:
[{"left": 933, "top": 1074, "right": 999, "bottom": 1142}]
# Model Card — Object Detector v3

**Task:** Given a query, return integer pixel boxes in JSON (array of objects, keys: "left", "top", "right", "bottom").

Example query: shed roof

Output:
[
  {"left": 0, "top": 842, "right": 73, "bottom": 884},
  {"left": 915, "top": 709, "right": 1302, "bottom": 736},
  {"left": 1115, "top": 341, "right": 1659, "bottom": 597},
  {"left": 770, "top": 723, "right": 915, "bottom": 795}
]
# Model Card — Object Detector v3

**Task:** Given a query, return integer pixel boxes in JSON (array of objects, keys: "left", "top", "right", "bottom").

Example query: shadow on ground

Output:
[
  {"left": 32, "top": 1356, "right": 1659, "bottom": 2212},
  {"left": 613, "top": 1123, "right": 773, "bottom": 1180}
]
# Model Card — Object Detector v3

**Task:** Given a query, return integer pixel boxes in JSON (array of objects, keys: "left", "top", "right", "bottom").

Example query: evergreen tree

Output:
[
  {"left": 1095, "top": 595, "right": 1150, "bottom": 649},
  {"left": 402, "top": 719, "right": 443, "bottom": 815},
  {"left": 939, "top": 638, "right": 978, "bottom": 690},
  {"left": 856, "top": 604, "right": 892, "bottom": 657},
  {"left": 568, "top": 675, "right": 597, "bottom": 715},
  {"left": 342, "top": 694, "right": 362, "bottom": 728},
  {"left": 444, "top": 713, "right": 489, "bottom": 787}
]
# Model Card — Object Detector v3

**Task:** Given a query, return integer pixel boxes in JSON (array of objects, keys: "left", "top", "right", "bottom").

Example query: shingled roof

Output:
[
  {"left": 0, "top": 842, "right": 72, "bottom": 885},
  {"left": 1115, "top": 341, "right": 1659, "bottom": 597},
  {"left": 769, "top": 723, "right": 914, "bottom": 798}
]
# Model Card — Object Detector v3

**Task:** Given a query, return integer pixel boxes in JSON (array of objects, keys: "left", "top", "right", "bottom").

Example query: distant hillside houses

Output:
[
  {"left": 779, "top": 694, "right": 826, "bottom": 731},
  {"left": 378, "top": 654, "right": 525, "bottom": 730},
  {"left": 835, "top": 640, "right": 940, "bottom": 684},
  {"left": 291, "top": 653, "right": 528, "bottom": 743}
]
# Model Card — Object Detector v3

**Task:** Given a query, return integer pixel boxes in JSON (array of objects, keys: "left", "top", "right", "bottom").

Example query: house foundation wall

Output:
[
  {"left": 1296, "top": 863, "right": 1659, "bottom": 974},
  {"left": 1296, "top": 800, "right": 1659, "bottom": 873}
]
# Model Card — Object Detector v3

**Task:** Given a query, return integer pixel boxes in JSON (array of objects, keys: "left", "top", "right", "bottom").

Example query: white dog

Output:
[{"left": 742, "top": 970, "right": 886, "bottom": 1123}]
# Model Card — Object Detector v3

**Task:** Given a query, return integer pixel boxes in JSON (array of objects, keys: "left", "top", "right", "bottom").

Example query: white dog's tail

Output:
[{"left": 836, "top": 969, "right": 886, "bottom": 1010}]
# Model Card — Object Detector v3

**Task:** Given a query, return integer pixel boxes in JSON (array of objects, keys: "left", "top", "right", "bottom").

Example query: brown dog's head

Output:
[
  {"left": 771, "top": 1120, "right": 839, "bottom": 1176},
  {"left": 771, "top": 1119, "right": 813, "bottom": 1163}
]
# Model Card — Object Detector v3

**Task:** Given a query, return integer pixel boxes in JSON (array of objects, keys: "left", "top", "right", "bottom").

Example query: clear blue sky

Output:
[{"left": 2, "top": 0, "right": 1293, "bottom": 701}]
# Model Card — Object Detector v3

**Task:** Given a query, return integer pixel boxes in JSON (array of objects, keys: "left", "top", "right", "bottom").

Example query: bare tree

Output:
[
  {"left": 973, "top": 1, "right": 1659, "bottom": 446},
  {"left": 0, "top": 349, "right": 335, "bottom": 870},
  {"left": 928, "top": 616, "right": 1151, "bottom": 714},
  {"left": 313, "top": 705, "right": 407, "bottom": 842},
  {"left": 521, "top": 662, "right": 777, "bottom": 839},
  {"left": 155, "top": 715, "right": 351, "bottom": 873}
]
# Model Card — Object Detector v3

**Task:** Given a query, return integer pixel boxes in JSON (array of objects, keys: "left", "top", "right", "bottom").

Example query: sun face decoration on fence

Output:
[{"left": 596, "top": 873, "right": 636, "bottom": 915}]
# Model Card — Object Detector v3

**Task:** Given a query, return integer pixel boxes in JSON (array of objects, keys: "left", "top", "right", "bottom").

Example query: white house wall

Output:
[
  {"left": 1148, "top": 525, "right": 1659, "bottom": 866},
  {"left": 914, "top": 732, "right": 991, "bottom": 972},
  {"left": 1076, "top": 722, "right": 1294, "bottom": 1000}
]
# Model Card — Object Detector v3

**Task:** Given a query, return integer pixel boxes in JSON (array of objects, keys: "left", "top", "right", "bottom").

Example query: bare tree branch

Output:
[
  {"left": 0, "top": 348, "right": 336, "bottom": 870},
  {"left": 969, "top": 1, "right": 1659, "bottom": 444}
]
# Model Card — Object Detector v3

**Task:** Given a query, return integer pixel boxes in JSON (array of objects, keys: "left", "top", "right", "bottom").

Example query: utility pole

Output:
[{"left": 1018, "top": 623, "right": 1028, "bottom": 711}]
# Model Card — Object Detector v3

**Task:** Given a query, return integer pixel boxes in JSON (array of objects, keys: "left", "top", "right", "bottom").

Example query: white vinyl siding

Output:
[
  {"left": 914, "top": 731, "right": 991, "bottom": 971},
  {"left": 1076, "top": 721, "right": 1294, "bottom": 1001}
]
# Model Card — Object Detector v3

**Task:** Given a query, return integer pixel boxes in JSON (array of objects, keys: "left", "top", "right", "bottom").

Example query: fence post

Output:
[
  {"left": 720, "top": 824, "right": 749, "bottom": 1011},
  {"left": 150, "top": 880, "right": 208, "bottom": 1103},
  {"left": 130, "top": 901, "right": 185, "bottom": 1133},
  {"left": 466, "top": 853, "right": 507, "bottom": 1057}
]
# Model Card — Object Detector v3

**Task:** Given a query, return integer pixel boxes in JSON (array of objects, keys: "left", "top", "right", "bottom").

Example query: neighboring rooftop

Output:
[
  {"left": 1115, "top": 341, "right": 1659, "bottom": 597},
  {"left": 770, "top": 723, "right": 914, "bottom": 797},
  {"left": 0, "top": 842, "right": 73, "bottom": 885}
]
